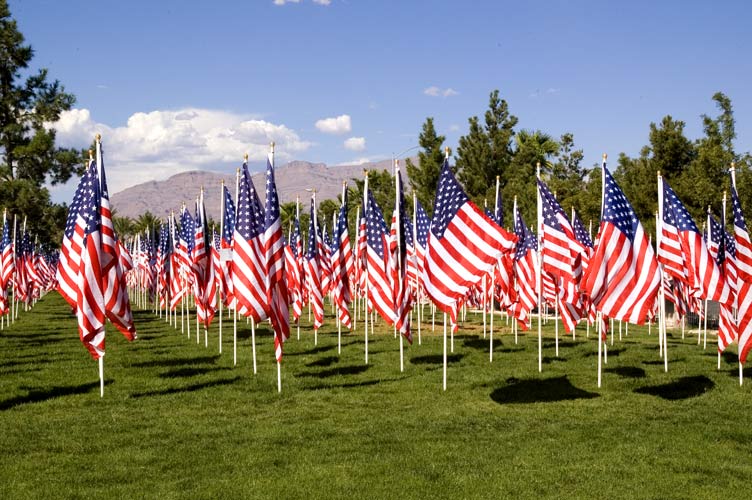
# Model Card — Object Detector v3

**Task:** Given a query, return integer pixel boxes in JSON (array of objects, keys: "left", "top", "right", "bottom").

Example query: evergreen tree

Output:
[
  {"left": 405, "top": 117, "right": 445, "bottom": 217},
  {"left": 455, "top": 115, "right": 491, "bottom": 205},
  {"left": 0, "top": 0, "right": 81, "bottom": 245}
]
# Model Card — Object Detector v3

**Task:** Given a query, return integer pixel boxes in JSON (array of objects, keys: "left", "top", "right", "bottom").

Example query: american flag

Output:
[
  {"left": 320, "top": 224, "right": 333, "bottom": 296},
  {"left": 0, "top": 215, "right": 14, "bottom": 315},
  {"left": 217, "top": 185, "right": 235, "bottom": 306},
  {"left": 393, "top": 170, "right": 413, "bottom": 342},
  {"left": 659, "top": 179, "right": 731, "bottom": 304},
  {"left": 582, "top": 163, "right": 659, "bottom": 324},
  {"left": 413, "top": 199, "right": 430, "bottom": 291},
  {"left": 355, "top": 213, "right": 367, "bottom": 296},
  {"left": 330, "top": 188, "right": 353, "bottom": 329},
  {"left": 365, "top": 189, "right": 396, "bottom": 325},
  {"left": 75, "top": 161, "right": 106, "bottom": 359},
  {"left": 57, "top": 166, "right": 94, "bottom": 309},
  {"left": 509, "top": 205, "right": 538, "bottom": 329},
  {"left": 232, "top": 163, "right": 268, "bottom": 323},
  {"left": 168, "top": 215, "right": 185, "bottom": 311},
  {"left": 572, "top": 210, "right": 596, "bottom": 327},
  {"left": 706, "top": 212, "right": 736, "bottom": 353},
  {"left": 263, "top": 154, "right": 290, "bottom": 362},
  {"left": 96, "top": 143, "right": 136, "bottom": 339},
  {"left": 157, "top": 224, "right": 171, "bottom": 308},
  {"left": 538, "top": 179, "right": 583, "bottom": 332},
  {"left": 193, "top": 192, "right": 217, "bottom": 328},
  {"left": 421, "top": 159, "right": 517, "bottom": 324},
  {"left": 731, "top": 186, "right": 752, "bottom": 363},
  {"left": 306, "top": 198, "right": 324, "bottom": 330},
  {"left": 285, "top": 213, "right": 304, "bottom": 322}
]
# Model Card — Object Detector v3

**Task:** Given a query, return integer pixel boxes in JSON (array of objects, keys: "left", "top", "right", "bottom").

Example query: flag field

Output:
[{"left": 1, "top": 293, "right": 751, "bottom": 498}]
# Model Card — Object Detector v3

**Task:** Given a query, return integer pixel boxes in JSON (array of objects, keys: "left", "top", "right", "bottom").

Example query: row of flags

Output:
[
  {"left": 45, "top": 135, "right": 752, "bottom": 391},
  {"left": 0, "top": 213, "right": 58, "bottom": 320}
]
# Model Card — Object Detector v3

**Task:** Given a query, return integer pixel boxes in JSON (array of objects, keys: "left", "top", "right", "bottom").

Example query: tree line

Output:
[{"left": 2, "top": 0, "right": 750, "bottom": 249}]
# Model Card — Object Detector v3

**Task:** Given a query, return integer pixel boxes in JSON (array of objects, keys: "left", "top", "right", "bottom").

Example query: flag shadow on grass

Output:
[
  {"left": 410, "top": 354, "right": 465, "bottom": 365},
  {"left": 605, "top": 366, "right": 647, "bottom": 379},
  {"left": 306, "top": 356, "right": 338, "bottom": 368},
  {"left": 130, "top": 376, "right": 242, "bottom": 398},
  {"left": 285, "top": 344, "right": 338, "bottom": 357},
  {"left": 297, "top": 365, "right": 370, "bottom": 378},
  {"left": 634, "top": 375, "right": 714, "bottom": 400},
  {"left": 584, "top": 348, "right": 625, "bottom": 358},
  {"left": 303, "top": 379, "right": 386, "bottom": 391},
  {"left": 0, "top": 382, "right": 101, "bottom": 411},
  {"left": 131, "top": 355, "right": 220, "bottom": 369},
  {"left": 490, "top": 376, "right": 599, "bottom": 405},
  {"left": 463, "top": 338, "right": 502, "bottom": 351},
  {"left": 159, "top": 366, "right": 232, "bottom": 379}
]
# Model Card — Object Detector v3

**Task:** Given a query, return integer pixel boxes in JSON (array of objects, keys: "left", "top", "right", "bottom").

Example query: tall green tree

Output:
[
  {"left": 456, "top": 90, "right": 518, "bottom": 206},
  {"left": 0, "top": 0, "right": 82, "bottom": 246},
  {"left": 405, "top": 118, "right": 445, "bottom": 217}
]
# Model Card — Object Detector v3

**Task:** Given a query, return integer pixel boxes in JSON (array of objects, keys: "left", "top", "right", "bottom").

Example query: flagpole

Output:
[
  {"left": 657, "top": 172, "right": 668, "bottom": 372},
  {"left": 394, "top": 159, "right": 405, "bottom": 372},
  {"left": 312, "top": 189, "right": 319, "bottom": 346},
  {"left": 443, "top": 312, "right": 447, "bottom": 391},
  {"left": 11, "top": 213, "right": 16, "bottom": 324},
  {"left": 234, "top": 165, "right": 240, "bottom": 365},
  {"left": 720, "top": 191, "right": 727, "bottom": 370},
  {"left": 363, "top": 171, "right": 369, "bottom": 364},
  {"left": 597, "top": 312, "right": 602, "bottom": 387},
  {"left": 218, "top": 180, "right": 225, "bottom": 353},
  {"left": 96, "top": 135, "right": 106, "bottom": 398},
  {"left": 731, "top": 164, "right": 744, "bottom": 386},
  {"left": 536, "top": 162, "right": 543, "bottom": 372},
  {"left": 296, "top": 196, "right": 301, "bottom": 340},
  {"left": 413, "top": 192, "right": 421, "bottom": 346}
]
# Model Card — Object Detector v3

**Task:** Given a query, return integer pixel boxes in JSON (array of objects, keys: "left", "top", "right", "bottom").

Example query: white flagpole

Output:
[
  {"left": 251, "top": 318, "right": 257, "bottom": 374},
  {"left": 657, "top": 172, "right": 668, "bottom": 372},
  {"left": 277, "top": 360, "right": 282, "bottom": 393},
  {"left": 597, "top": 312, "right": 602, "bottom": 388},
  {"left": 233, "top": 165, "right": 240, "bottom": 365},
  {"left": 395, "top": 160, "right": 404, "bottom": 372},
  {"left": 363, "top": 171, "right": 369, "bottom": 364},
  {"left": 296, "top": 196, "right": 301, "bottom": 341},
  {"left": 95, "top": 136, "right": 107, "bottom": 398},
  {"left": 218, "top": 180, "right": 225, "bottom": 353},
  {"left": 536, "top": 162, "right": 543, "bottom": 372},
  {"left": 99, "top": 356, "right": 104, "bottom": 398},
  {"left": 11, "top": 214, "right": 16, "bottom": 323},
  {"left": 413, "top": 193, "right": 421, "bottom": 346},
  {"left": 312, "top": 189, "right": 319, "bottom": 347},
  {"left": 731, "top": 164, "right": 744, "bottom": 386},
  {"left": 443, "top": 312, "right": 447, "bottom": 391}
]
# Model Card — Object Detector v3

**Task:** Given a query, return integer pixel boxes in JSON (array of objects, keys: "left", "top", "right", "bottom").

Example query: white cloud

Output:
[
  {"left": 449, "top": 124, "right": 460, "bottom": 132},
  {"left": 313, "top": 0, "right": 331, "bottom": 4},
  {"left": 315, "top": 114, "right": 351, "bottom": 135},
  {"left": 343, "top": 137, "right": 366, "bottom": 151},
  {"left": 48, "top": 107, "right": 311, "bottom": 195},
  {"left": 423, "top": 86, "right": 458, "bottom": 98}
]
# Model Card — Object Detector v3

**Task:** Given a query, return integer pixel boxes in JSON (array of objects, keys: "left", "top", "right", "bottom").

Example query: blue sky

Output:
[{"left": 10, "top": 0, "right": 752, "bottom": 203}]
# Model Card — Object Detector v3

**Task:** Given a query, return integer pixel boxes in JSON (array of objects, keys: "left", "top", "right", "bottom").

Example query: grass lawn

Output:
[{"left": 0, "top": 292, "right": 750, "bottom": 499}]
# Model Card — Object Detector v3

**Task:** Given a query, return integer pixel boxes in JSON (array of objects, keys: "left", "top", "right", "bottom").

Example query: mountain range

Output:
[{"left": 110, "top": 157, "right": 416, "bottom": 221}]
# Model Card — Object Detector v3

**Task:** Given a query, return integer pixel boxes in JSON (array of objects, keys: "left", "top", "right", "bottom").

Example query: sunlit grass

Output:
[{"left": 0, "top": 293, "right": 750, "bottom": 499}]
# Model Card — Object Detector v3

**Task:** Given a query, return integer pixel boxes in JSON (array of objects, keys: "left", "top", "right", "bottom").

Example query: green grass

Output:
[{"left": 1, "top": 293, "right": 751, "bottom": 499}]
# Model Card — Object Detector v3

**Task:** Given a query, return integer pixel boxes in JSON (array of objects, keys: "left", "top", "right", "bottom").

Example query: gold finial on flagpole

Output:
[
  {"left": 270, "top": 141, "right": 275, "bottom": 153},
  {"left": 444, "top": 146, "right": 449, "bottom": 159},
  {"left": 88, "top": 149, "right": 93, "bottom": 160},
  {"left": 95, "top": 133, "right": 101, "bottom": 142},
  {"left": 602, "top": 153, "right": 608, "bottom": 161},
  {"left": 243, "top": 153, "right": 249, "bottom": 162}
]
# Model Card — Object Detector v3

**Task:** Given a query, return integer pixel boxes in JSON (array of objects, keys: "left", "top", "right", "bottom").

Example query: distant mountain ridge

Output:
[{"left": 110, "top": 157, "right": 417, "bottom": 220}]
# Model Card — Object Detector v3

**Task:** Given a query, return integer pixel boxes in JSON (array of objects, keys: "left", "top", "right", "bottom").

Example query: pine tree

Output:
[
  {"left": 0, "top": 0, "right": 81, "bottom": 245},
  {"left": 405, "top": 118, "right": 445, "bottom": 217}
]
